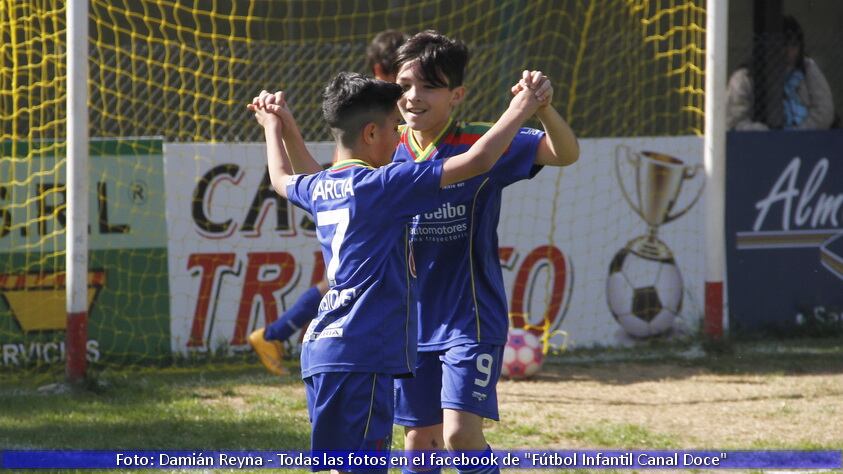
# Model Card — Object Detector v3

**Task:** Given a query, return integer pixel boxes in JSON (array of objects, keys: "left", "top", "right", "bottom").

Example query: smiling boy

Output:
[{"left": 390, "top": 31, "right": 579, "bottom": 474}]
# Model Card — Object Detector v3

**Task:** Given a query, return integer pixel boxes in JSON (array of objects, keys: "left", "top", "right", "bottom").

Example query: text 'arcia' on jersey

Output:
[{"left": 312, "top": 178, "right": 355, "bottom": 201}]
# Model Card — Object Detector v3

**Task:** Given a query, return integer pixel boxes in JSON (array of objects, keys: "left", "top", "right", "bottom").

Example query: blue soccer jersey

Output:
[
  {"left": 285, "top": 158, "right": 444, "bottom": 378},
  {"left": 393, "top": 119, "right": 545, "bottom": 351}
]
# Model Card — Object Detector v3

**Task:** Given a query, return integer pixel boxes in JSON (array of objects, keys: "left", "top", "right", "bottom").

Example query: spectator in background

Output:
[
  {"left": 366, "top": 29, "right": 410, "bottom": 82},
  {"left": 727, "top": 15, "right": 835, "bottom": 131}
]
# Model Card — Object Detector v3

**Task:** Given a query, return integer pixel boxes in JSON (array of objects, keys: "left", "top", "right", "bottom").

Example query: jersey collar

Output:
[
  {"left": 403, "top": 117, "right": 457, "bottom": 162},
  {"left": 329, "top": 159, "right": 374, "bottom": 172}
]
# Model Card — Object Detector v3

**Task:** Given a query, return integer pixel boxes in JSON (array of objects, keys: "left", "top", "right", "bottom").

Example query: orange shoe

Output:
[{"left": 248, "top": 328, "right": 288, "bottom": 376}]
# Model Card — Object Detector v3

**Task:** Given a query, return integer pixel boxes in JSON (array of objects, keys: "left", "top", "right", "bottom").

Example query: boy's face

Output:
[
  {"left": 370, "top": 108, "right": 402, "bottom": 167},
  {"left": 396, "top": 60, "right": 465, "bottom": 134}
]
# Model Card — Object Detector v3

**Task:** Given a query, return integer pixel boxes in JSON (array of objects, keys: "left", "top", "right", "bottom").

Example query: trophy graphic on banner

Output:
[{"left": 606, "top": 145, "right": 704, "bottom": 338}]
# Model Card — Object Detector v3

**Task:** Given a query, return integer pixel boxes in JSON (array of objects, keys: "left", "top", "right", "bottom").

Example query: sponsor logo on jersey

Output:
[
  {"left": 420, "top": 202, "right": 467, "bottom": 221},
  {"left": 471, "top": 391, "right": 488, "bottom": 402}
]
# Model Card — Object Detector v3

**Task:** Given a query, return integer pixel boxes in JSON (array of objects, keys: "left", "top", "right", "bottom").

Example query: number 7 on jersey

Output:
[{"left": 316, "top": 208, "right": 349, "bottom": 287}]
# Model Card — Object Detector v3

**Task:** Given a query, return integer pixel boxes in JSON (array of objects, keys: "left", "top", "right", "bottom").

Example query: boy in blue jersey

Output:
[
  {"left": 389, "top": 31, "right": 579, "bottom": 474},
  {"left": 247, "top": 30, "right": 410, "bottom": 377},
  {"left": 249, "top": 71, "right": 543, "bottom": 465}
]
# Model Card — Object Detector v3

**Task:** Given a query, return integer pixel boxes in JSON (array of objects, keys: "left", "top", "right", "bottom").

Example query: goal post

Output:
[
  {"left": 66, "top": 0, "right": 90, "bottom": 382},
  {"left": 703, "top": 0, "right": 728, "bottom": 338}
]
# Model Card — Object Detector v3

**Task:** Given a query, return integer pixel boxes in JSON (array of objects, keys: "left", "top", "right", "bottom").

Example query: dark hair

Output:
[
  {"left": 395, "top": 30, "right": 469, "bottom": 89},
  {"left": 321, "top": 72, "right": 402, "bottom": 148},
  {"left": 365, "top": 29, "right": 409, "bottom": 77},
  {"left": 783, "top": 15, "right": 805, "bottom": 71}
]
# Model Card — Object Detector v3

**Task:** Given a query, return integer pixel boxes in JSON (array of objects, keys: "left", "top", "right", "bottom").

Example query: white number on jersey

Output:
[{"left": 316, "top": 208, "right": 350, "bottom": 287}]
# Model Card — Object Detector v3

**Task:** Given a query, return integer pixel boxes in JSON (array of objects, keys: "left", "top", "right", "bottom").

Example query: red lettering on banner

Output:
[
  {"left": 231, "top": 252, "right": 297, "bottom": 345},
  {"left": 510, "top": 246, "right": 568, "bottom": 337},
  {"left": 310, "top": 251, "right": 325, "bottom": 286},
  {"left": 186, "top": 253, "right": 236, "bottom": 347},
  {"left": 498, "top": 246, "right": 518, "bottom": 270}
]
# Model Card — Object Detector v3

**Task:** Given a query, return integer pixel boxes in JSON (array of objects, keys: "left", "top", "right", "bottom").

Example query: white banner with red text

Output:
[{"left": 164, "top": 137, "right": 704, "bottom": 353}]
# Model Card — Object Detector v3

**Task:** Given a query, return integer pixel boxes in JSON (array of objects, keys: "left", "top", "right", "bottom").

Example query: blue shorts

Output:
[
  {"left": 305, "top": 372, "right": 393, "bottom": 472},
  {"left": 393, "top": 343, "right": 503, "bottom": 427}
]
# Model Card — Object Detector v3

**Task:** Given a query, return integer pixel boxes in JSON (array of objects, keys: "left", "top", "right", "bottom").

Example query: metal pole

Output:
[
  {"left": 66, "top": 0, "right": 90, "bottom": 382},
  {"left": 704, "top": 0, "right": 728, "bottom": 338}
]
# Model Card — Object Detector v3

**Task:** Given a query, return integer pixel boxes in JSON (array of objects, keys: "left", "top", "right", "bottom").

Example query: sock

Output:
[
  {"left": 456, "top": 446, "right": 499, "bottom": 474},
  {"left": 264, "top": 286, "right": 322, "bottom": 341}
]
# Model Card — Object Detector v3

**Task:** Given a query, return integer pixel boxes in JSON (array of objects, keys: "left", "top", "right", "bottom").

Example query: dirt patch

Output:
[{"left": 493, "top": 361, "right": 843, "bottom": 449}]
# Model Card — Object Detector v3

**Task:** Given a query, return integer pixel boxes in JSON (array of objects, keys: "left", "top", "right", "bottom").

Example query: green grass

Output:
[
  {"left": 1, "top": 337, "right": 841, "bottom": 473},
  {"left": 0, "top": 365, "right": 310, "bottom": 450},
  {"left": 564, "top": 423, "right": 677, "bottom": 449}
]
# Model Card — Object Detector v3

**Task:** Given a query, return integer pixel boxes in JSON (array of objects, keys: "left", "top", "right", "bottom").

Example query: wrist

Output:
[
  {"left": 265, "top": 121, "right": 283, "bottom": 135},
  {"left": 280, "top": 118, "right": 300, "bottom": 138},
  {"left": 535, "top": 104, "right": 554, "bottom": 120},
  {"left": 511, "top": 99, "right": 535, "bottom": 117}
]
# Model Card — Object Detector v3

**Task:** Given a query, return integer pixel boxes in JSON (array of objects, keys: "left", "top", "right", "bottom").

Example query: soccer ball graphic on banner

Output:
[
  {"left": 606, "top": 246, "right": 683, "bottom": 338},
  {"left": 502, "top": 328, "right": 544, "bottom": 380}
]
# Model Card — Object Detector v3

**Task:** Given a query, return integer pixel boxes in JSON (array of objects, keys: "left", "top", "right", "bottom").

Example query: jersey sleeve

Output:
[
  {"left": 488, "top": 127, "right": 546, "bottom": 186},
  {"left": 376, "top": 160, "right": 444, "bottom": 218},
  {"left": 284, "top": 173, "right": 317, "bottom": 215}
]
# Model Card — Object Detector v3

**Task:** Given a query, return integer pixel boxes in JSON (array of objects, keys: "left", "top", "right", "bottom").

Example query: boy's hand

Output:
[
  {"left": 510, "top": 70, "right": 553, "bottom": 109},
  {"left": 250, "top": 89, "right": 285, "bottom": 110},
  {"left": 247, "top": 90, "right": 294, "bottom": 127},
  {"left": 509, "top": 70, "right": 548, "bottom": 115},
  {"left": 509, "top": 81, "right": 542, "bottom": 116},
  {"left": 249, "top": 102, "right": 284, "bottom": 131}
]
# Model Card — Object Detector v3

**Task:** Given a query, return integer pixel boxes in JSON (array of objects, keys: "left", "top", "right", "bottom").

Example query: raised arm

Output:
[
  {"left": 251, "top": 103, "right": 293, "bottom": 198},
  {"left": 249, "top": 90, "right": 324, "bottom": 174},
  {"left": 512, "top": 70, "right": 579, "bottom": 166},
  {"left": 440, "top": 77, "right": 542, "bottom": 187}
]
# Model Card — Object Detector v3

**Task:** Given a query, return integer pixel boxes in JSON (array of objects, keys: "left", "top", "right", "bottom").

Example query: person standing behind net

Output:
[
  {"left": 247, "top": 30, "right": 409, "bottom": 376},
  {"left": 727, "top": 15, "right": 834, "bottom": 131},
  {"left": 367, "top": 29, "right": 410, "bottom": 82}
]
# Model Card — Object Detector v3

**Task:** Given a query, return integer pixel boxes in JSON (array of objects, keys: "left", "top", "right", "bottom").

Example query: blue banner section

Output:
[
  {"left": 726, "top": 130, "right": 843, "bottom": 335},
  {"left": 1, "top": 450, "right": 840, "bottom": 469}
]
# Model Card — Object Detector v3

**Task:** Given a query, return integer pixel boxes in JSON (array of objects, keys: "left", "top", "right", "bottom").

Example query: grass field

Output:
[{"left": 1, "top": 337, "right": 842, "bottom": 473}]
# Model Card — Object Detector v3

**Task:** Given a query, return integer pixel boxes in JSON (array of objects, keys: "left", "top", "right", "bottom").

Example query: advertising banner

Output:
[
  {"left": 726, "top": 131, "right": 843, "bottom": 335},
  {"left": 500, "top": 136, "right": 704, "bottom": 347},
  {"left": 0, "top": 140, "right": 171, "bottom": 367},
  {"left": 165, "top": 137, "right": 703, "bottom": 352},
  {"left": 164, "top": 143, "right": 335, "bottom": 353}
]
